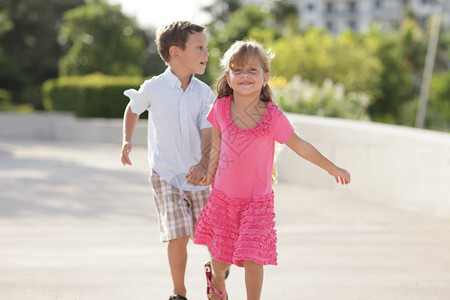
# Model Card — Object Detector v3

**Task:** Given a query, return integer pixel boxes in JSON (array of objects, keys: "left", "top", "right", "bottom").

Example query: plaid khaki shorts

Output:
[{"left": 150, "top": 170, "right": 210, "bottom": 242}]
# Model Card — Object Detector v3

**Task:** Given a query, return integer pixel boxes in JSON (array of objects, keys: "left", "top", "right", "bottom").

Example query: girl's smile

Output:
[{"left": 226, "top": 56, "right": 269, "bottom": 99}]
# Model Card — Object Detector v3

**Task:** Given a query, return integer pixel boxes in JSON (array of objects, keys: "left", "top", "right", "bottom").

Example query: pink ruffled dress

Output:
[{"left": 194, "top": 96, "right": 294, "bottom": 267}]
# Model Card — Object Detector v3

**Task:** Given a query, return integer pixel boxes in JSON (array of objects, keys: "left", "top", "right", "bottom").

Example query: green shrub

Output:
[
  {"left": 275, "top": 76, "right": 370, "bottom": 120},
  {"left": 0, "top": 89, "right": 11, "bottom": 103},
  {"left": 0, "top": 89, "right": 33, "bottom": 112},
  {"left": 42, "top": 73, "right": 145, "bottom": 118}
]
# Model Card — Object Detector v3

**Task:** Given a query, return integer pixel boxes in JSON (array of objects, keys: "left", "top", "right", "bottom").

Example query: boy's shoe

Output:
[{"left": 169, "top": 295, "right": 187, "bottom": 300}]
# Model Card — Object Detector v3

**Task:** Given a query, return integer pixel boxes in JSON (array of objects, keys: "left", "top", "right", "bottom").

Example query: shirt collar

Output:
[{"left": 163, "top": 67, "right": 195, "bottom": 92}]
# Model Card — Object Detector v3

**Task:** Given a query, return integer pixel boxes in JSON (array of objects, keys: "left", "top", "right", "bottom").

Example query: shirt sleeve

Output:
[
  {"left": 272, "top": 108, "right": 294, "bottom": 144},
  {"left": 123, "top": 80, "right": 152, "bottom": 115},
  {"left": 206, "top": 99, "right": 220, "bottom": 131},
  {"left": 199, "top": 89, "right": 216, "bottom": 130}
]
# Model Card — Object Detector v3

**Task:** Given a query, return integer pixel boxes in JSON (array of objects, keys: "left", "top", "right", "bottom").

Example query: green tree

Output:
[
  {"left": 58, "top": 0, "right": 146, "bottom": 76},
  {"left": 0, "top": 10, "right": 23, "bottom": 92},
  {"left": 0, "top": 10, "right": 13, "bottom": 35},
  {"left": 427, "top": 71, "right": 450, "bottom": 131},
  {"left": 206, "top": 5, "right": 272, "bottom": 81},
  {"left": 363, "top": 25, "right": 414, "bottom": 123},
  {"left": 267, "top": 0, "right": 299, "bottom": 35},
  {"left": 202, "top": 0, "right": 241, "bottom": 35},
  {"left": 271, "top": 28, "right": 382, "bottom": 104},
  {"left": 140, "top": 28, "right": 166, "bottom": 77},
  {"left": 398, "top": 18, "right": 426, "bottom": 79},
  {"left": 0, "top": 0, "right": 84, "bottom": 109}
]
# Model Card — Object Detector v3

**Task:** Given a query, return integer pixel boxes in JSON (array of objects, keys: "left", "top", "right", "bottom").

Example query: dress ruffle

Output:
[
  {"left": 221, "top": 95, "right": 278, "bottom": 137},
  {"left": 194, "top": 187, "right": 278, "bottom": 267}
]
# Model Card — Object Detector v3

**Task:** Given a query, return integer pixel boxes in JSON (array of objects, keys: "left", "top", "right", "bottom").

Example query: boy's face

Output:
[{"left": 177, "top": 31, "right": 209, "bottom": 75}]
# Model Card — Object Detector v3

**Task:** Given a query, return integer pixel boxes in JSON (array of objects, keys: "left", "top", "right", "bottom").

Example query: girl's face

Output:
[{"left": 226, "top": 55, "right": 269, "bottom": 99}]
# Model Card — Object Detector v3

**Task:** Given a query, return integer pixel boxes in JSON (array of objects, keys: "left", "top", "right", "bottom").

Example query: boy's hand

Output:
[
  {"left": 121, "top": 141, "right": 133, "bottom": 166},
  {"left": 329, "top": 167, "right": 351, "bottom": 185},
  {"left": 186, "top": 163, "right": 207, "bottom": 186}
]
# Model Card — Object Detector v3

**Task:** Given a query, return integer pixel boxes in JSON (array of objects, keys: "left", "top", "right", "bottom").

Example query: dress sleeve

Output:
[
  {"left": 123, "top": 80, "right": 152, "bottom": 115},
  {"left": 199, "top": 89, "right": 216, "bottom": 130},
  {"left": 272, "top": 108, "right": 294, "bottom": 144},
  {"left": 206, "top": 99, "right": 221, "bottom": 131}
]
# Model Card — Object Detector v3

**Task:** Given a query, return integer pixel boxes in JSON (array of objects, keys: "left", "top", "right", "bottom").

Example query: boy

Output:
[{"left": 120, "top": 21, "right": 213, "bottom": 300}]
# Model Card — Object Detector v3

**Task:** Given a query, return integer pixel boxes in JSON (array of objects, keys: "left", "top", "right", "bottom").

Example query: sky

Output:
[{"left": 107, "top": 0, "right": 215, "bottom": 29}]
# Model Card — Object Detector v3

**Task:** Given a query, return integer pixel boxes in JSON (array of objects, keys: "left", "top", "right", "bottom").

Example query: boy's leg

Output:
[
  {"left": 168, "top": 235, "right": 190, "bottom": 297},
  {"left": 150, "top": 170, "right": 196, "bottom": 298},
  {"left": 243, "top": 260, "right": 264, "bottom": 300}
]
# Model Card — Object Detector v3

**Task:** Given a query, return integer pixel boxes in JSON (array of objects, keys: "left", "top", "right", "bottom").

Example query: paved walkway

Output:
[{"left": 1, "top": 139, "right": 450, "bottom": 300}]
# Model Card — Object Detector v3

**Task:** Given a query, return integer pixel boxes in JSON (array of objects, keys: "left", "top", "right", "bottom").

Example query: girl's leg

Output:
[
  {"left": 210, "top": 258, "right": 231, "bottom": 299},
  {"left": 243, "top": 260, "right": 264, "bottom": 300}
]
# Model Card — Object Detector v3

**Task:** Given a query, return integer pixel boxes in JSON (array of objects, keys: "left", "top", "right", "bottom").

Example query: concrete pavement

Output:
[{"left": 1, "top": 138, "right": 450, "bottom": 300}]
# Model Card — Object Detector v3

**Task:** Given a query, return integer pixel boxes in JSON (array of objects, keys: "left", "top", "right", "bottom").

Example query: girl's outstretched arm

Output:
[
  {"left": 199, "top": 127, "right": 221, "bottom": 186},
  {"left": 285, "top": 133, "right": 351, "bottom": 185}
]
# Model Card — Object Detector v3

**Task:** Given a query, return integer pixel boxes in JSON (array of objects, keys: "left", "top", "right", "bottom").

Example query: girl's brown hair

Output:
[{"left": 215, "top": 40, "right": 274, "bottom": 102}]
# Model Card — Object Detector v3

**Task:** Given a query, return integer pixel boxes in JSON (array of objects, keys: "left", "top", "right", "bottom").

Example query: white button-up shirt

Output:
[{"left": 124, "top": 68, "right": 215, "bottom": 191}]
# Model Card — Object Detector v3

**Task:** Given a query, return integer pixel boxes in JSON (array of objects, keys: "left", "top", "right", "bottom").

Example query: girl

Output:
[{"left": 193, "top": 41, "right": 351, "bottom": 300}]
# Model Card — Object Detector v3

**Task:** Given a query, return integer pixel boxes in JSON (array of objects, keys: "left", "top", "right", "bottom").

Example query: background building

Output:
[{"left": 243, "top": 0, "right": 450, "bottom": 34}]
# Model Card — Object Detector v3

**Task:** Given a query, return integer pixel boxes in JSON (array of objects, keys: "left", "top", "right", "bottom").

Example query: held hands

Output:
[
  {"left": 329, "top": 166, "right": 351, "bottom": 185},
  {"left": 121, "top": 141, "right": 133, "bottom": 166},
  {"left": 198, "top": 173, "right": 214, "bottom": 186},
  {"left": 186, "top": 163, "right": 208, "bottom": 186}
]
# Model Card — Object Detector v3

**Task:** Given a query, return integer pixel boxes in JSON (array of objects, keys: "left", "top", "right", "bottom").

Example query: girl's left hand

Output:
[
  {"left": 330, "top": 167, "right": 351, "bottom": 185},
  {"left": 198, "top": 173, "right": 213, "bottom": 186},
  {"left": 186, "top": 163, "right": 206, "bottom": 185}
]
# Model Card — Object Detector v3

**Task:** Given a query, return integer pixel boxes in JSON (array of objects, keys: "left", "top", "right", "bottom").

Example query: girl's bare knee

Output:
[
  {"left": 212, "top": 259, "right": 231, "bottom": 274},
  {"left": 243, "top": 260, "right": 262, "bottom": 268}
]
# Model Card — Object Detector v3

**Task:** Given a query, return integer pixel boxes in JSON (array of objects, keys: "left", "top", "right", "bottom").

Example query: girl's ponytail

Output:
[{"left": 260, "top": 83, "right": 273, "bottom": 103}]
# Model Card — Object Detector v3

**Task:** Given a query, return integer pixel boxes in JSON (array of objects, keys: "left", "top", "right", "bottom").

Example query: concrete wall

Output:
[
  {"left": 0, "top": 112, "right": 147, "bottom": 146},
  {"left": 278, "top": 113, "right": 450, "bottom": 218},
  {"left": 1, "top": 112, "right": 449, "bottom": 218}
]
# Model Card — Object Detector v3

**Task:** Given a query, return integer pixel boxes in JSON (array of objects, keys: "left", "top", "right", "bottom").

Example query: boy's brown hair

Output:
[{"left": 155, "top": 21, "right": 206, "bottom": 63}]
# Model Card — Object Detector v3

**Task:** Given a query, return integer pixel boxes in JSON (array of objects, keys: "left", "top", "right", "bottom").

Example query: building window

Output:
[
  {"left": 326, "top": 2, "right": 334, "bottom": 12},
  {"left": 349, "top": 20, "right": 358, "bottom": 30},
  {"left": 349, "top": 1, "right": 357, "bottom": 12},
  {"left": 308, "top": 3, "right": 315, "bottom": 11},
  {"left": 374, "top": 0, "right": 381, "bottom": 8}
]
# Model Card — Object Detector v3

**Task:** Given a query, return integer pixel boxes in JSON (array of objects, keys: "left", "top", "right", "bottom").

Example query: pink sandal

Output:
[{"left": 204, "top": 262, "right": 227, "bottom": 299}]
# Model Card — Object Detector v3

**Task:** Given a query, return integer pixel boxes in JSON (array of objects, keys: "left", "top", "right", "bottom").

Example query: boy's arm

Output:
[
  {"left": 186, "top": 127, "right": 213, "bottom": 185},
  {"left": 198, "top": 127, "right": 221, "bottom": 186},
  {"left": 285, "top": 133, "right": 351, "bottom": 185},
  {"left": 121, "top": 103, "right": 140, "bottom": 166}
]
